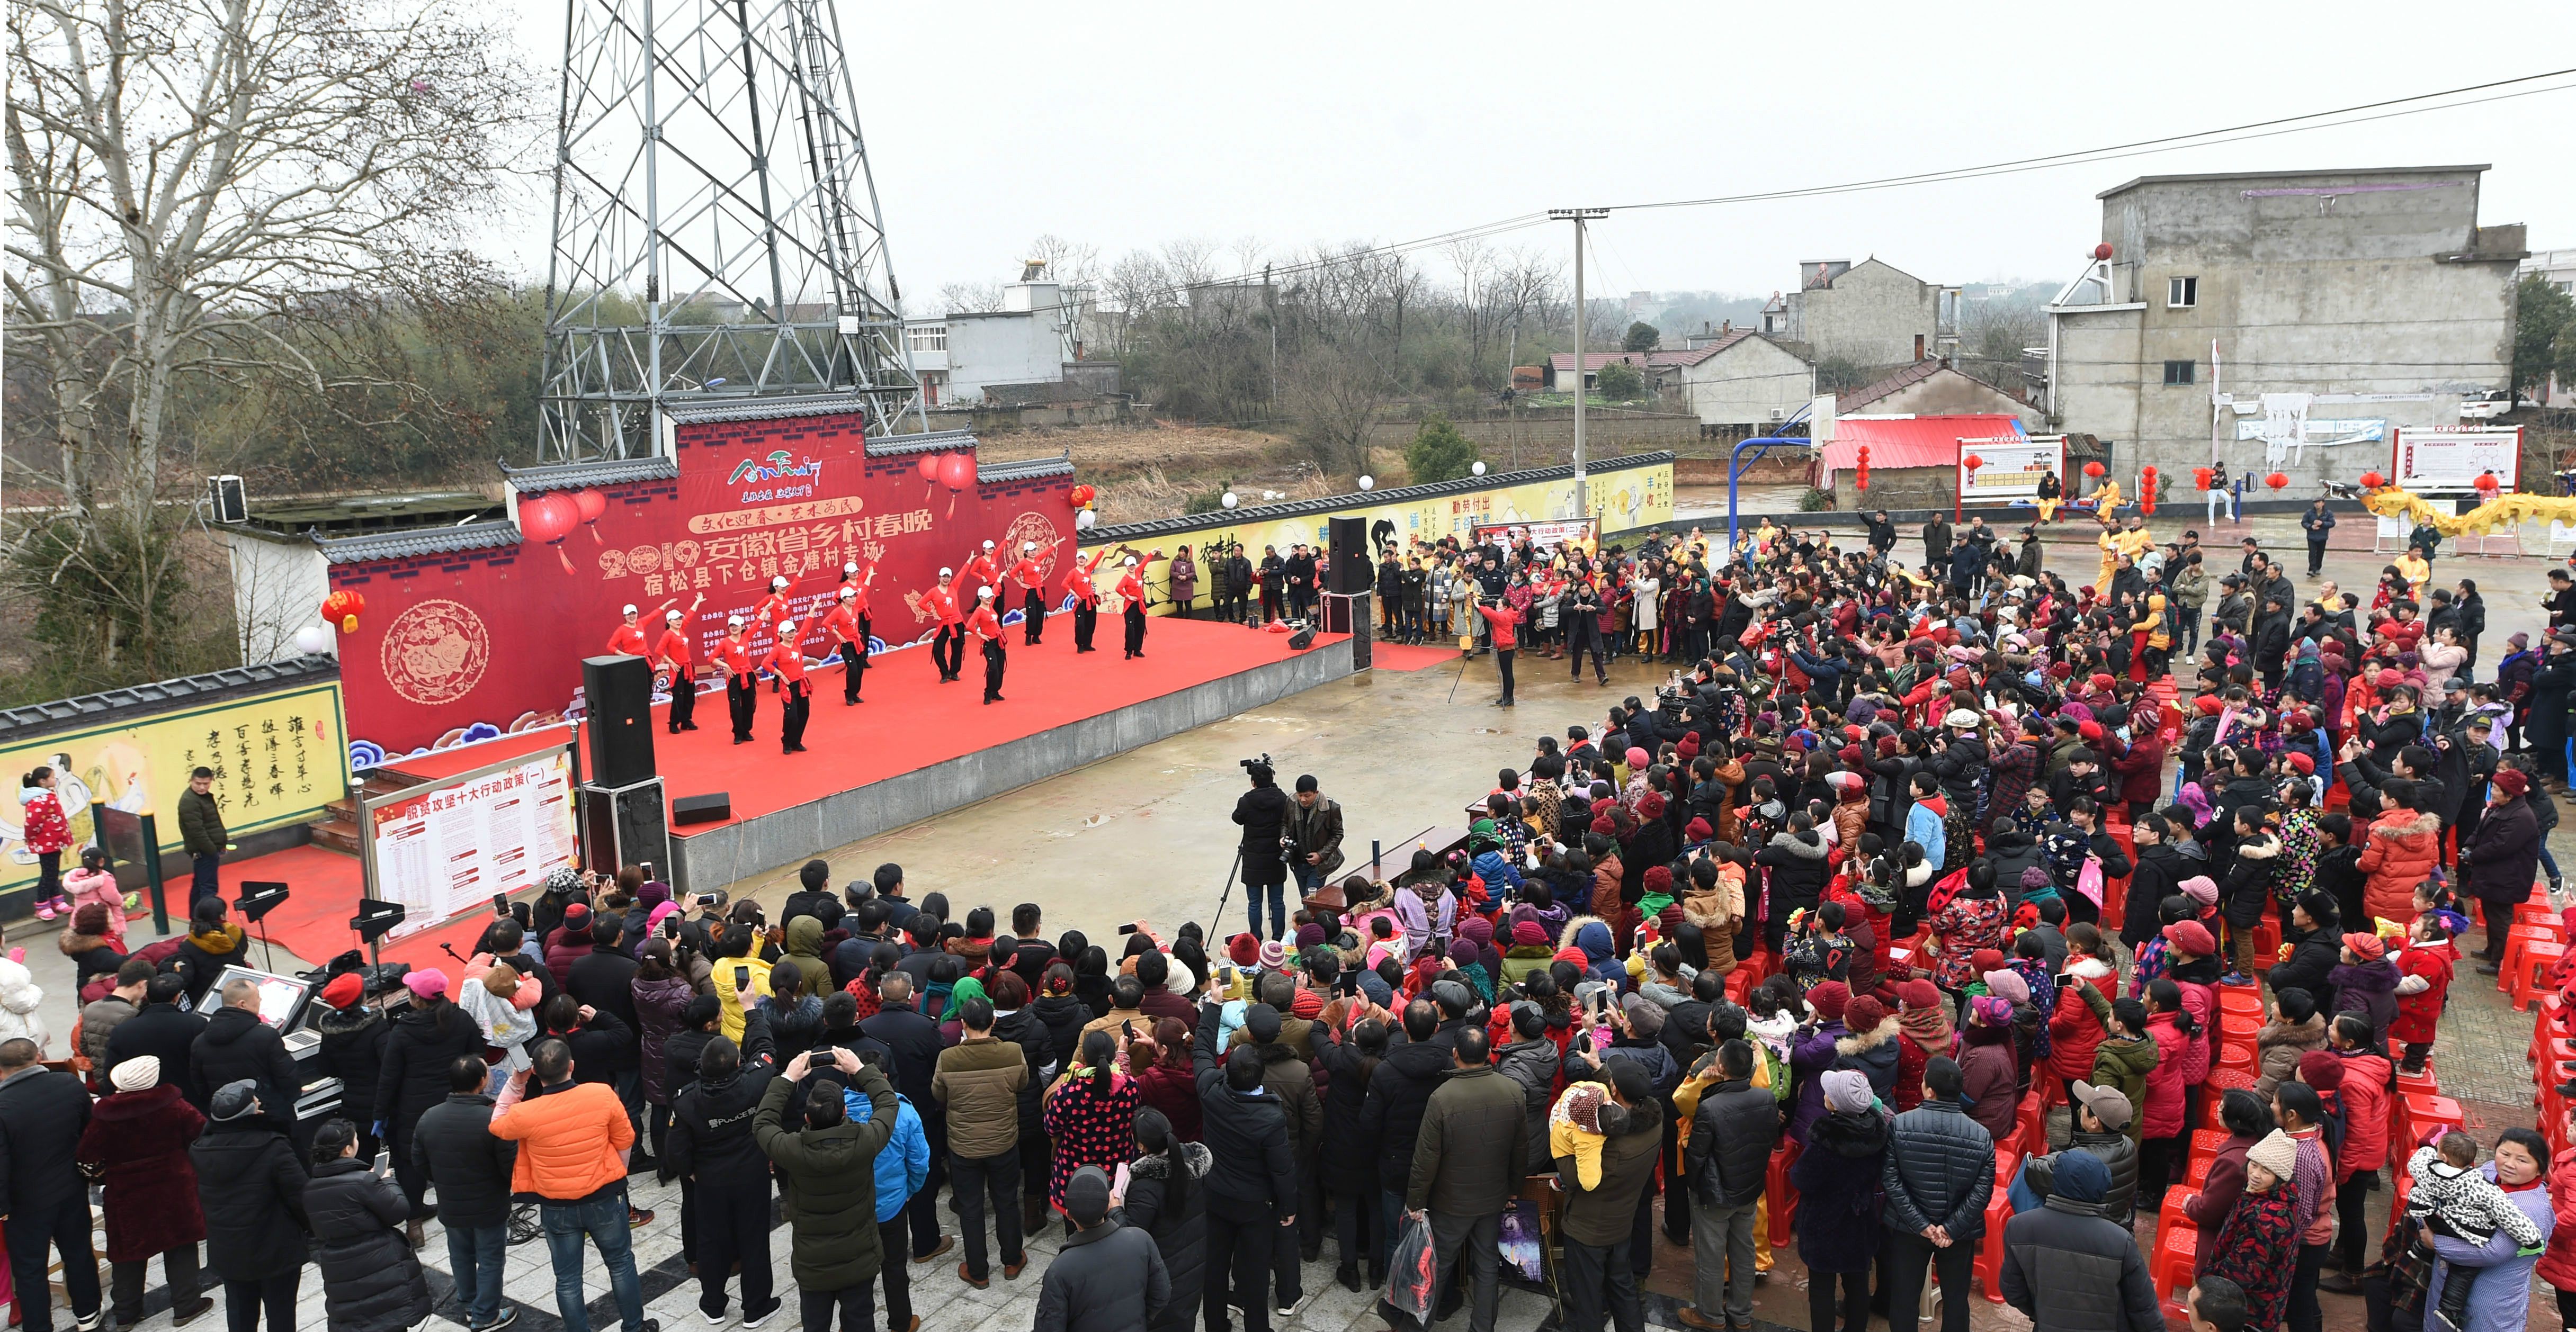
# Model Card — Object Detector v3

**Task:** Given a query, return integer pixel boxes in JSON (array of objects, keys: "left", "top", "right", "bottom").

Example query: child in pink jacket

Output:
[{"left": 61, "top": 846, "right": 137, "bottom": 952}]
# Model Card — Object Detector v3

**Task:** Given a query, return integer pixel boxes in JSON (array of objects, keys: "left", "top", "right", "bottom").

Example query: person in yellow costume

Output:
[
  {"left": 2393, "top": 546, "right": 2430, "bottom": 598},
  {"left": 2097, "top": 512, "right": 2155, "bottom": 594},
  {"left": 2086, "top": 474, "right": 2123, "bottom": 516}
]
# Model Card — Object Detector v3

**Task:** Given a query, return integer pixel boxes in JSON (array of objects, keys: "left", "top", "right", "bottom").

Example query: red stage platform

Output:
[{"left": 237, "top": 615, "right": 1352, "bottom": 969}]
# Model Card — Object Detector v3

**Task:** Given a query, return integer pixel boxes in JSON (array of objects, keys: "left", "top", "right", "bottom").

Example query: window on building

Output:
[
  {"left": 907, "top": 326, "right": 947, "bottom": 354},
  {"left": 2163, "top": 359, "right": 2196, "bottom": 385},
  {"left": 2168, "top": 276, "right": 2197, "bottom": 308}
]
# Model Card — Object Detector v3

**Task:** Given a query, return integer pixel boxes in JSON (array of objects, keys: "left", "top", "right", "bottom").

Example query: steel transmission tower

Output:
[{"left": 537, "top": 0, "right": 923, "bottom": 461}]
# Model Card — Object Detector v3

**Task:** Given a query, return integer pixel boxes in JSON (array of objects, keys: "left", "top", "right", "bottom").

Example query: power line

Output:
[{"left": 1604, "top": 68, "right": 2576, "bottom": 212}]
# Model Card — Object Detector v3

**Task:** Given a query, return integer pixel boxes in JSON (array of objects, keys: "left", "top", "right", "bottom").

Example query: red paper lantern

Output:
[
  {"left": 320, "top": 590, "right": 366, "bottom": 633},
  {"left": 938, "top": 452, "right": 974, "bottom": 516},
  {"left": 2082, "top": 460, "right": 2106, "bottom": 478},
  {"left": 916, "top": 454, "right": 943, "bottom": 483},
  {"left": 2358, "top": 471, "right": 2385, "bottom": 489},
  {"left": 1962, "top": 454, "right": 1985, "bottom": 473},
  {"left": 1854, "top": 444, "right": 1871, "bottom": 493},
  {"left": 2193, "top": 466, "right": 2214, "bottom": 491},
  {"left": 2475, "top": 470, "right": 2501, "bottom": 494},
  {"left": 518, "top": 492, "right": 580, "bottom": 573},
  {"left": 573, "top": 488, "right": 607, "bottom": 543},
  {"left": 2264, "top": 472, "right": 2288, "bottom": 490},
  {"left": 2092, "top": 243, "right": 2114, "bottom": 261},
  {"left": 2139, "top": 466, "right": 2159, "bottom": 517},
  {"left": 1067, "top": 483, "right": 1096, "bottom": 508}
]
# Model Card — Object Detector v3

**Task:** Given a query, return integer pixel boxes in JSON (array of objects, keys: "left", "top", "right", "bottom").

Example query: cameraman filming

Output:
[{"left": 1231, "top": 758, "right": 1292, "bottom": 940}]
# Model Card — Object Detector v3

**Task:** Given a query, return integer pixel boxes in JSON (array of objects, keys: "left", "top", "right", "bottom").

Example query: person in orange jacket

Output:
[
  {"left": 967, "top": 587, "right": 1007, "bottom": 704},
  {"left": 488, "top": 1039, "right": 652, "bottom": 1329},
  {"left": 767, "top": 618, "right": 811, "bottom": 754}
]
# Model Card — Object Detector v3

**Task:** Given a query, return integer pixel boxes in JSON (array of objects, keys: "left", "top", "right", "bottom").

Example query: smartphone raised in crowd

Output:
[{"left": 734, "top": 965, "right": 751, "bottom": 990}]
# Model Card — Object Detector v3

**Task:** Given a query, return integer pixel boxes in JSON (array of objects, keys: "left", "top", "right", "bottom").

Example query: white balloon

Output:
[
  {"left": 1221, "top": 491, "right": 1239, "bottom": 508},
  {"left": 1471, "top": 461, "right": 1487, "bottom": 476},
  {"left": 1074, "top": 508, "right": 1096, "bottom": 529},
  {"left": 1358, "top": 475, "right": 1375, "bottom": 491},
  {"left": 293, "top": 624, "right": 335, "bottom": 656}
]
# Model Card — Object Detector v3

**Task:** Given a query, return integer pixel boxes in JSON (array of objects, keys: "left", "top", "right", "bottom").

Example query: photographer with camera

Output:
[{"left": 1232, "top": 758, "right": 1292, "bottom": 941}]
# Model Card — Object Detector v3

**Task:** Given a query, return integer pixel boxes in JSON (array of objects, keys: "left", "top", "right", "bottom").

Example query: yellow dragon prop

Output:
[{"left": 2360, "top": 484, "right": 2576, "bottom": 537}]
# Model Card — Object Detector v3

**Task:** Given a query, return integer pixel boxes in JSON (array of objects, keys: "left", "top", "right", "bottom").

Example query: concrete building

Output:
[
  {"left": 1759, "top": 258, "right": 1957, "bottom": 371},
  {"left": 904, "top": 278, "right": 1087, "bottom": 406},
  {"left": 1662, "top": 331, "right": 1818, "bottom": 429},
  {"left": 2041, "top": 166, "right": 2525, "bottom": 489},
  {"left": 2524, "top": 247, "right": 2576, "bottom": 407}
]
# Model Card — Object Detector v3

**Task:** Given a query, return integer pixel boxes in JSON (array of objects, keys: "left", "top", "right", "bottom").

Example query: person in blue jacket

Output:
[{"left": 843, "top": 1050, "right": 931, "bottom": 1332}]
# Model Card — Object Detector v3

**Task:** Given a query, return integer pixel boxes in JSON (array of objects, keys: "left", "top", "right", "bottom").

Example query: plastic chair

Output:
[
  {"left": 2249, "top": 917, "right": 2282, "bottom": 973},
  {"left": 2532, "top": 995, "right": 2568, "bottom": 1066},
  {"left": 1976, "top": 1155, "right": 2018, "bottom": 1303},
  {"left": 2158, "top": 1187, "right": 2197, "bottom": 1240},
  {"left": 2517, "top": 900, "right": 2567, "bottom": 931},
  {"left": 1765, "top": 1141, "right": 1801, "bottom": 1246},
  {"left": 2186, "top": 1152, "right": 2214, "bottom": 1186},
  {"left": 2216, "top": 1042, "right": 2257, "bottom": 1075},
  {"left": 2397, "top": 1093, "right": 2465, "bottom": 1165},
  {"left": 1724, "top": 967, "right": 1754, "bottom": 1005},
  {"left": 2509, "top": 940, "right": 2567, "bottom": 1012},
  {"left": 2199, "top": 1067, "right": 2254, "bottom": 1122},
  {"left": 2148, "top": 1225, "right": 2198, "bottom": 1302},
  {"left": 2017, "top": 1089, "right": 2049, "bottom": 1158},
  {"left": 2500, "top": 924, "right": 2561, "bottom": 988}
]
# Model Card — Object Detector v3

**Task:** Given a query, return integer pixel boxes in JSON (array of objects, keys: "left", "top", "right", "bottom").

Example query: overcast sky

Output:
[{"left": 489, "top": 1, "right": 2576, "bottom": 304}]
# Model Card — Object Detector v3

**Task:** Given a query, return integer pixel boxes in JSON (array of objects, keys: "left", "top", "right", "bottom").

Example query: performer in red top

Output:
[
  {"left": 925, "top": 568, "right": 964, "bottom": 682},
  {"left": 1008, "top": 541, "right": 1049, "bottom": 646},
  {"left": 822, "top": 579, "right": 871, "bottom": 705},
  {"left": 754, "top": 574, "right": 792, "bottom": 631},
  {"left": 650, "top": 593, "right": 706, "bottom": 733},
  {"left": 1477, "top": 593, "right": 1523, "bottom": 707},
  {"left": 960, "top": 540, "right": 1001, "bottom": 604},
  {"left": 1063, "top": 546, "right": 1111, "bottom": 653},
  {"left": 715, "top": 615, "right": 757, "bottom": 742},
  {"left": 767, "top": 617, "right": 811, "bottom": 753},
  {"left": 967, "top": 586, "right": 1007, "bottom": 704},
  {"left": 1116, "top": 552, "right": 1155, "bottom": 660},
  {"left": 605, "top": 604, "right": 649, "bottom": 657}
]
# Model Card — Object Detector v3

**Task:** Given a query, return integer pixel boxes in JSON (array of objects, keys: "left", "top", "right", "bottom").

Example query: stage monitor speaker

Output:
[
  {"left": 581, "top": 777, "right": 670, "bottom": 877},
  {"left": 1327, "top": 516, "right": 1370, "bottom": 593},
  {"left": 1287, "top": 626, "right": 1317, "bottom": 651},
  {"left": 672, "top": 791, "right": 732, "bottom": 825},
  {"left": 582, "top": 654, "right": 658, "bottom": 788}
]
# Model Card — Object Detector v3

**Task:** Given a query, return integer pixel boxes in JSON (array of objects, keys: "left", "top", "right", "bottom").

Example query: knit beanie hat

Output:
[
  {"left": 2019, "top": 866, "right": 2051, "bottom": 891},
  {"left": 2342, "top": 931, "right": 2387, "bottom": 962},
  {"left": 1561, "top": 1082, "right": 1608, "bottom": 1133},
  {"left": 2247, "top": 1129, "right": 2301, "bottom": 1181},
  {"left": 1843, "top": 995, "right": 1887, "bottom": 1033},
  {"left": 1807, "top": 979, "right": 1850, "bottom": 1023},
  {"left": 1983, "top": 969, "right": 2031, "bottom": 1005},
  {"left": 2180, "top": 876, "right": 2219, "bottom": 908},
  {"left": 1969, "top": 948, "right": 2007, "bottom": 975},
  {"left": 1295, "top": 923, "right": 1326, "bottom": 951},
  {"left": 2052, "top": 1148, "right": 2111, "bottom": 1203},
  {"left": 110, "top": 1054, "right": 160, "bottom": 1093},
  {"left": 1513, "top": 920, "right": 1549, "bottom": 947},
  {"left": 2298, "top": 1050, "right": 2346, "bottom": 1092},
  {"left": 2162, "top": 921, "right": 2216, "bottom": 956},
  {"left": 1820, "top": 1069, "right": 1873, "bottom": 1114},
  {"left": 1228, "top": 933, "right": 1260, "bottom": 967}
]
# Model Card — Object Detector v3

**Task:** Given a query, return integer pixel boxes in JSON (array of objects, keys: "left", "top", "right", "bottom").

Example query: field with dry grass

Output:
[{"left": 975, "top": 422, "right": 1408, "bottom": 525}]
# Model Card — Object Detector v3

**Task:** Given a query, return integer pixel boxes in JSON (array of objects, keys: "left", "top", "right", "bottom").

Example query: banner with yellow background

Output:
[{"left": 1, "top": 681, "right": 350, "bottom": 894}]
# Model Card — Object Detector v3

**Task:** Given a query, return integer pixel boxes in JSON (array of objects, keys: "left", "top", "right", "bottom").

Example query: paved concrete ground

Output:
[{"left": 11, "top": 508, "right": 2569, "bottom": 1332}]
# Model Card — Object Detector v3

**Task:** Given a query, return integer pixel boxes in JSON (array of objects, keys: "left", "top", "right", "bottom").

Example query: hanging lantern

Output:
[
  {"left": 1067, "top": 483, "right": 1095, "bottom": 509},
  {"left": 937, "top": 452, "right": 974, "bottom": 517},
  {"left": 2193, "top": 466, "right": 2214, "bottom": 491},
  {"left": 2264, "top": 472, "right": 2288, "bottom": 490},
  {"left": 518, "top": 492, "right": 580, "bottom": 573},
  {"left": 572, "top": 488, "right": 608, "bottom": 543},
  {"left": 918, "top": 452, "right": 944, "bottom": 501},
  {"left": 2082, "top": 460, "right": 2106, "bottom": 478},
  {"left": 320, "top": 589, "right": 368, "bottom": 633},
  {"left": 2139, "top": 466, "right": 2159, "bottom": 517},
  {"left": 2358, "top": 471, "right": 2386, "bottom": 490},
  {"left": 2474, "top": 470, "right": 2501, "bottom": 498},
  {"left": 1855, "top": 444, "right": 1871, "bottom": 493},
  {"left": 292, "top": 624, "right": 336, "bottom": 656},
  {"left": 1962, "top": 454, "right": 1985, "bottom": 473}
]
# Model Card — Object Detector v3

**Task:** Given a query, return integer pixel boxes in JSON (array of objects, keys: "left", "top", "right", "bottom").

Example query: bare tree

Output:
[
  {"left": 5, "top": 0, "right": 540, "bottom": 682},
  {"left": 1025, "top": 233, "right": 1099, "bottom": 287},
  {"left": 938, "top": 281, "right": 1004, "bottom": 314}
]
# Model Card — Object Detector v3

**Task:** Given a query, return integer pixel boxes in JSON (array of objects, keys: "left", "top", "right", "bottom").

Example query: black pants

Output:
[
  {"left": 1571, "top": 635, "right": 1607, "bottom": 682},
  {"left": 1206, "top": 1193, "right": 1277, "bottom": 1332},
  {"left": 1496, "top": 647, "right": 1516, "bottom": 703},
  {"left": 8, "top": 1196, "right": 99, "bottom": 1332},
  {"left": 1880, "top": 1230, "right": 1974, "bottom": 1332},
  {"left": 799, "top": 1282, "right": 871, "bottom": 1332},
  {"left": 113, "top": 1245, "right": 203, "bottom": 1322},
  {"left": 2332, "top": 1173, "right": 2375, "bottom": 1272},
  {"left": 1332, "top": 1181, "right": 1378, "bottom": 1273},
  {"left": 981, "top": 639, "right": 1006, "bottom": 702},
  {"left": 667, "top": 673, "right": 697, "bottom": 730},
  {"left": 1806, "top": 1267, "right": 1869, "bottom": 1332},
  {"left": 934, "top": 624, "right": 964, "bottom": 679},
  {"left": 2309, "top": 539, "right": 2329, "bottom": 575},
  {"left": 952, "top": 1150, "right": 1023, "bottom": 1281},
  {"left": 221, "top": 1272, "right": 298, "bottom": 1332},
  {"left": 1023, "top": 587, "right": 1045, "bottom": 643},
  {"left": 909, "top": 1111, "right": 947, "bottom": 1257},
  {"left": 837, "top": 636, "right": 866, "bottom": 703},
  {"left": 1124, "top": 603, "right": 1148, "bottom": 656},
  {"left": 1073, "top": 601, "right": 1098, "bottom": 650},
  {"left": 1561, "top": 1234, "right": 1642, "bottom": 1332},
  {"left": 2287, "top": 1241, "right": 2328, "bottom": 1332},
  {"left": 727, "top": 674, "right": 757, "bottom": 740},
  {"left": 389, "top": 1120, "right": 434, "bottom": 1220},
  {"left": 874, "top": 1217, "right": 912, "bottom": 1328},
  {"left": 696, "top": 1178, "right": 774, "bottom": 1316},
  {"left": 1423, "top": 1208, "right": 1500, "bottom": 1332},
  {"left": 780, "top": 678, "right": 810, "bottom": 752}
]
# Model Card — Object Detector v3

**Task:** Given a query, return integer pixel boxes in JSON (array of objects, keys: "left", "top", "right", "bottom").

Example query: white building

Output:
[{"left": 903, "top": 280, "right": 1082, "bottom": 407}]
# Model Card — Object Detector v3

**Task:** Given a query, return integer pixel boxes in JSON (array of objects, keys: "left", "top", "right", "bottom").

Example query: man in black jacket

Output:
[
  {"left": 1192, "top": 1000, "right": 1296, "bottom": 1332},
  {"left": 104, "top": 973, "right": 208, "bottom": 1104},
  {"left": 1681, "top": 1039, "right": 1777, "bottom": 1331},
  {"left": 0, "top": 1039, "right": 102, "bottom": 1332},
  {"left": 1999, "top": 1147, "right": 2160, "bottom": 1332},
  {"left": 414, "top": 1055, "right": 521, "bottom": 1332},
  {"left": 666, "top": 1034, "right": 781, "bottom": 1325},
  {"left": 1233, "top": 761, "right": 1292, "bottom": 941},
  {"left": 1358, "top": 1001, "right": 1452, "bottom": 1258},
  {"left": 857, "top": 974, "right": 951, "bottom": 1263},
  {"left": 1880, "top": 1057, "right": 1996, "bottom": 1332},
  {"left": 189, "top": 978, "right": 304, "bottom": 1133},
  {"left": 1036, "top": 1167, "right": 1170, "bottom": 1332}
]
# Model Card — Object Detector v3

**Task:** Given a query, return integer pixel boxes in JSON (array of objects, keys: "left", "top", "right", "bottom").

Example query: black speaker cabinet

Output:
[
  {"left": 582, "top": 654, "right": 657, "bottom": 788},
  {"left": 672, "top": 791, "right": 734, "bottom": 825},
  {"left": 1286, "top": 625, "right": 1317, "bottom": 651},
  {"left": 1321, "top": 592, "right": 1373, "bottom": 668},
  {"left": 579, "top": 777, "right": 669, "bottom": 879},
  {"left": 1327, "top": 515, "right": 1370, "bottom": 593}
]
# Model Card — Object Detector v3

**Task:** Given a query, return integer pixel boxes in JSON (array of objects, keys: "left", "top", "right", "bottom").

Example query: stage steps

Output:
[{"left": 311, "top": 770, "right": 416, "bottom": 856}]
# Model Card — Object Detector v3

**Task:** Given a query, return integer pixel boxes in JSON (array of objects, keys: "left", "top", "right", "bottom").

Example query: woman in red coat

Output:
[
  {"left": 2046, "top": 927, "right": 2118, "bottom": 1101},
  {"left": 75, "top": 1054, "right": 213, "bottom": 1326},
  {"left": 2536, "top": 1103, "right": 2576, "bottom": 1328}
]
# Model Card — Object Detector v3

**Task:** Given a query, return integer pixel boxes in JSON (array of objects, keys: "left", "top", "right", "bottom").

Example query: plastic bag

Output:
[{"left": 1385, "top": 1211, "right": 1436, "bottom": 1325}]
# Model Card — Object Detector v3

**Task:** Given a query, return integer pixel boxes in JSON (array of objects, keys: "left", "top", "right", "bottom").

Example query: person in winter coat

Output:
[
  {"left": 1189, "top": 996, "right": 1297, "bottom": 1332},
  {"left": 2019, "top": 1082, "right": 2142, "bottom": 1228},
  {"left": 104, "top": 971, "right": 203, "bottom": 1098},
  {"left": 753, "top": 1049, "right": 900, "bottom": 1332},
  {"left": 632, "top": 939, "right": 697, "bottom": 1162},
  {"left": 76, "top": 1054, "right": 212, "bottom": 1327},
  {"left": 2251, "top": 989, "right": 2329, "bottom": 1102},
  {"left": 308, "top": 973, "right": 389, "bottom": 1166},
  {"left": 668, "top": 1020, "right": 781, "bottom": 1321},
  {"left": 2088, "top": 998, "right": 2159, "bottom": 1143},
  {"left": 2462, "top": 769, "right": 2543, "bottom": 972},
  {"left": 2139, "top": 977, "right": 2203, "bottom": 1196},
  {"left": 57, "top": 902, "right": 124, "bottom": 994},
  {"left": 1791, "top": 1069, "right": 1890, "bottom": 1332},
  {"left": 1786, "top": 980, "right": 1856, "bottom": 1144},
  {"left": 1550, "top": 1056, "right": 1662, "bottom": 1332},
  {"left": 1881, "top": 1057, "right": 1999, "bottom": 1332},
  {"left": 2186, "top": 1088, "right": 2276, "bottom": 1275},
  {"left": 1955, "top": 995, "right": 2022, "bottom": 1146},
  {"left": 2327, "top": 931, "right": 2402, "bottom": 1046},
  {"left": 0, "top": 1035, "right": 93, "bottom": 1332},
  {"left": 374, "top": 969, "right": 489, "bottom": 1223},
  {"left": 1683, "top": 1034, "right": 1779, "bottom": 1329},
  {"left": 190, "top": 976, "right": 304, "bottom": 1134},
  {"left": 2353, "top": 792, "right": 2444, "bottom": 928},
  {"left": 2532, "top": 1105, "right": 2576, "bottom": 1332},
  {"left": 170, "top": 897, "right": 249, "bottom": 1006},
  {"left": 836, "top": 1049, "right": 929, "bottom": 1332},
  {"left": 2199, "top": 1131, "right": 2306, "bottom": 1331},
  {"left": 303, "top": 1119, "right": 433, "bottom": 1332},
  {"left": 411, "top": 1055, "right": 520, "bottom": 1332},
  {"left": 190, "top": 1079, "right": 310, "bottom": 1332},
  {"left": 1042, "top": 1029, "right": 1144, "bottom": 1217},
  {"left": 2314, "top": 1024, "right": 2394, "bottom": 1291},
  {"left": 2046, "top": 931, "right": 2117, "bottom": 1096},
  {"left": 1998, "top": 1147, "right": 2162, "bottom": 1332},
  {"left": 76, "top": 958, "right": 151, "bottom": 1093},
  {"left": 2390, "top": 908, "right": 2460, "bottom": 1072},
  {"left": 2216, "top": 827, "right": 2282, "bottom": 982},
  {"left": 1037, "top": 1166, "right": 1172, "bottom": 1332},
  {"left": 2267, "top": 895, "right": 2347, "bottom": 1018},
  {"left": 19, "top": 766, "right": 74, "bottom": 918},
  {"left": 2421, "top": 1127, "right": 2558, "bottom": 1332},
  {"left": 1117, "top": 1105, "right": 1209, "bottom": 1332},
  {"left": 488, "top": 1039, "right": 651, "bottom": 1332}
]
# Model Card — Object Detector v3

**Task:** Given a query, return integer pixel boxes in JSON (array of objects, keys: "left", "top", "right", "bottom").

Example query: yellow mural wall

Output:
[
  {"left": 1, "top": 681, "right": 351, "bottom": 893},
  {"left": 1079, "top": 459, "right": 1675, "bottom": 611}
]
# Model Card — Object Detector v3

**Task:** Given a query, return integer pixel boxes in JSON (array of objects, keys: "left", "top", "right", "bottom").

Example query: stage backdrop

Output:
[{"left": 326, "top": 406, "right": 1074, "bottom": 766}]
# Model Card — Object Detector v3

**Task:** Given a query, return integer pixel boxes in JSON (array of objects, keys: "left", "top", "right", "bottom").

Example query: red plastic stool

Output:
[
  {"left": 2200, "top": 1067, "right": 2254, "bottom": 1122},
  {"left": 2532, "top": 995, "right": 2568, "bottom": 1066},
  {"left": 1724, "top": 967, "right": 1754, "bottom": 1004},
  {"left": 2396, "top": 1093, "right": 2465, "bottom": 1168},
  {"left": 2501, "top": 924, "right": 2561, "bottom": 987},
  {"left": 2189, "top": 1127, "right": 2230, "bottom": 1164},
  {"left": 2517, "top": 901, "right": 2567, "bottom": 931},
  {"left": 2148, "top": 1225, "right": 2198, "bottom": 1303},
  {"left": 2509, "top": 940, "right": 2567, "bottom": 1012},
  {"left": 1765, "top": 1141, "right": 1801, "bottom": 1245},
  {"left": 2186, "top": 1153, "right": 2214, "bottom": 1186},
  {"left": 2017, "top": 1090, "right": 2049, "bottom": 1158},
  {"left": 2250, "top": 917, "right": 2282, "bottom": 973},
  {"left": 1976, "top": 1151, "right": 2018, "bottom": 1304}
]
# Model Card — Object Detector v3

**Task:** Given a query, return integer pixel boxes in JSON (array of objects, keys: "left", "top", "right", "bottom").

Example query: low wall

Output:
[{"left": 669, "top": 641, "right": 1356, "bottom": 895}]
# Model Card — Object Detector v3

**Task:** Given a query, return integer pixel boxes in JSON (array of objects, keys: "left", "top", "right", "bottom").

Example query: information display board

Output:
[
  {"left": 363, "top": 746, "right": 577, "bottom": 938},
  {"left": 2392, "top": 426, "right": 2521, "bottom": 492},
  {"left": 1470, "top": 518, "right": 1600, "bottom": 553},
  {"left": 1956, "top": 436, "right": 2065, "bottom": 502}
]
